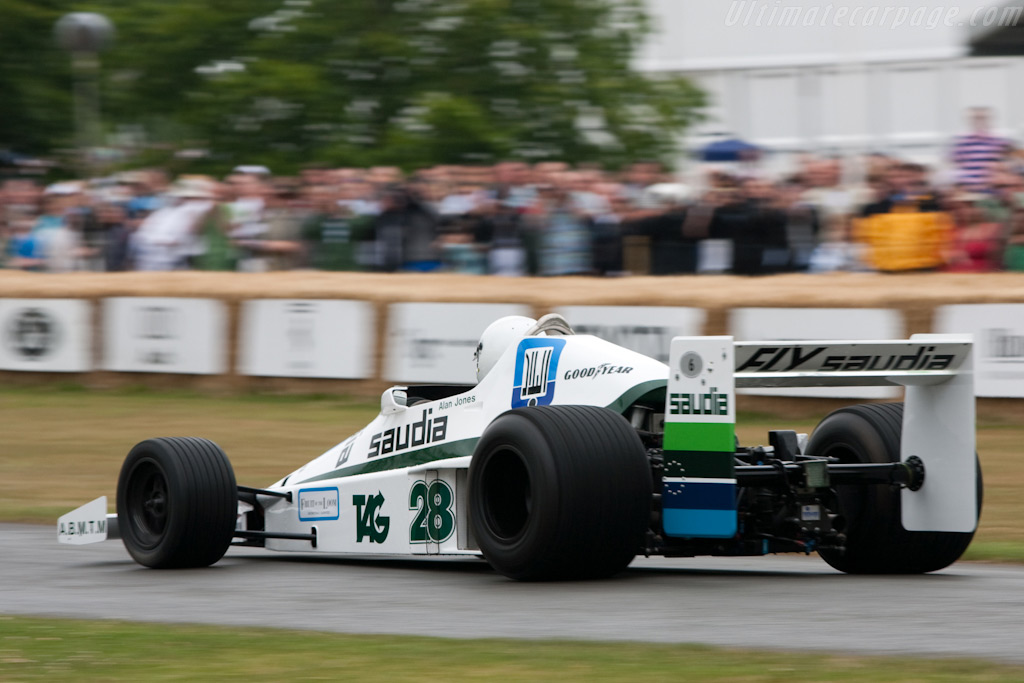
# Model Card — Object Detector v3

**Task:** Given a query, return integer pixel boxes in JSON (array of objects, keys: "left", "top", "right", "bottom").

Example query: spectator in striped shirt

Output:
[{"left": 951, "top": 107, "right": 1011, "bottom": 192}]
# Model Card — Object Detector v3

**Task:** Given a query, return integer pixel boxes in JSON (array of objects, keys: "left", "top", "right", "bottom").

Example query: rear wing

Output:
[
  {"left": 734, "top": 337, "right": 972, "bottom": 388},
  {"left": 664, "top": 334, "right": 976, "bottom": 537}
]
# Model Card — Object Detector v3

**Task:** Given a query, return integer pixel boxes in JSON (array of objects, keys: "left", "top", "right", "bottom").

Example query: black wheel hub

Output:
[
  {"left": 127, "top": 460, "right": 169, "bottom": 548},
  {"left": 481, "top": 447, "right": 531, "bottom": 542}
]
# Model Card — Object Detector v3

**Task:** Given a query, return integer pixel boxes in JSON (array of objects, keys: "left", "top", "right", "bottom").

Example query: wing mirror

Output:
[{"left": 381, "top": 386, "right": 408, "bottom": 415}]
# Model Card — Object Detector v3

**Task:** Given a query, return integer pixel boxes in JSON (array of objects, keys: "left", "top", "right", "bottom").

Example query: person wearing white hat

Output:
[
  {"left": 26, "top": 184, "right": 87, "bottom": 272},
  {"left": 131, "top": 178, "right": 218, "bottom": 270}
]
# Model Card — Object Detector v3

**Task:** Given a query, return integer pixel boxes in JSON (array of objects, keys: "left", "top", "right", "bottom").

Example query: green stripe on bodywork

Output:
[
  {"left": 603, "top": 380, "right": 665, "bottom": 415},
  {"left": 296, "top": 380, "right": 668, "bottom": 485},
  {"left": 298, "top": 438, "right": 478, "bottom": 484},
  {"left": 664, "top": 422, "right": 735, "bottom": 452},
  {"left": 664, "top": 451, "right": 735, "bottom": 478}
]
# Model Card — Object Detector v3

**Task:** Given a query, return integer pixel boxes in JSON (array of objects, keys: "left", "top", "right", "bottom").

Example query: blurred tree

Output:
[
  {"left": 2, "top": 0, "right": 705, "bottom": 173},
  {"left": 0, "top": 0, "right": 72, "bottom": 156}
]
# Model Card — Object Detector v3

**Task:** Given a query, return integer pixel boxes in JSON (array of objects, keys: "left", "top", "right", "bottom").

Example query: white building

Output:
[{"left": 638, "top": 0, "right": 1024, "bottom": 170}]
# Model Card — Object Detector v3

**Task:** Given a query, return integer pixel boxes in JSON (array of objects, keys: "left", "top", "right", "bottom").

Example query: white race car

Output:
[{"left": 60, "top": 315, "right": 982, "bottom": 580}]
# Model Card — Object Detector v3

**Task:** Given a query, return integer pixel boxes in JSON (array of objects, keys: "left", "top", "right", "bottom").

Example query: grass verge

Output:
[{"left": 2, "top": 615, "right": 1024, "bottom": 681}]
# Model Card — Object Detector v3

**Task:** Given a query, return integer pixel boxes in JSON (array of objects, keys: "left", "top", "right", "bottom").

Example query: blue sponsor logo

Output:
[{"left": 511, "top": 338, "right": 565, "bottom": 408}]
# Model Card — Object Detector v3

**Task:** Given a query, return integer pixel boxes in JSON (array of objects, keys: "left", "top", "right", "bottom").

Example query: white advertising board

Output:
[
  {"left": 730, "top": 308, "right": 904, "bottom": 398},
  {"left": 385, "top": 302, "right": 532, "bottom": 384},
  {"left": 239, "top": 299, "right": 375, "bottom": 379},
  {"left": 0, "top": 299, "right": 92, "bottom": 372},
  {"left": 103, "top": 298, "right": 227, "bottom": 374},
  {"left": 553, "top": 306, "right": 706, "bottom": 364},
  {"left": 934, "top": 304, "right": 1024, "bottom": 398}
]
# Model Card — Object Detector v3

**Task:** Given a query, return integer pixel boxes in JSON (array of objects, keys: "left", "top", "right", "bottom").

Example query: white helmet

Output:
[{"left": 474, "top": 316, "right": 537, "bottom": 382}]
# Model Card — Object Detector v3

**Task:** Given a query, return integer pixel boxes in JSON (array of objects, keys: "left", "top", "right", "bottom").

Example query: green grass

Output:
[
  {"left": 0, "top": 385, "right": 379, "bottom": 523},
  {"left": 1, "top": 385, "right": 1021, "bottom": 555},
  {"left": 962, "top": 541, "right": 1024, "bottom": 564},
  {"left": 2, "top": 615, "right": 1023, "bottom": 681}
]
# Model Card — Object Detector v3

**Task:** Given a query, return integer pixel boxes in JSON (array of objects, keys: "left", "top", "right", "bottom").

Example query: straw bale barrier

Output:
[{"left": 2, "top": 270, "right": 1023, "bottom": 416}]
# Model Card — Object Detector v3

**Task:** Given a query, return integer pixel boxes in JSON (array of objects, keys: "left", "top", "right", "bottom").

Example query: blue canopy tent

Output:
[{"left": 700, "top": 138, "right": 760, "bottom": 162}]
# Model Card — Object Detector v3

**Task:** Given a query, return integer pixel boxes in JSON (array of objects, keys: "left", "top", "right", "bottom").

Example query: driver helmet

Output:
[{"left": 474, "top": 315, "right": 537, "bottom": 382}]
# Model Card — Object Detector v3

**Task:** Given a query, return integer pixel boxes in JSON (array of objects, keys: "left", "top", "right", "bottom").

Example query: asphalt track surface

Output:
[{"left": 5, "top": 523, "right": 1024, "bottom": 662}]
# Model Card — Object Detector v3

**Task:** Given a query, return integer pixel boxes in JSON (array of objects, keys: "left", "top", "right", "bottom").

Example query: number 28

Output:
[{"left": 409, "top": 480, "right": 455, "bottom": 543}]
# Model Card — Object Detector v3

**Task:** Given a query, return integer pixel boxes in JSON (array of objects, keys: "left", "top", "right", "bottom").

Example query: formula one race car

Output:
[{"left": 59, "top": 314, "right": 982, "bottom": 580}]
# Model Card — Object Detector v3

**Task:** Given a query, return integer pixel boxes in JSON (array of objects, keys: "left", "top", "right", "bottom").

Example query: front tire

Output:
[
  {"left": 809, "top": 403, "right": 981, "bottom": 574},
  {"left": 117, "top": 437, "right": 238, "bottom": 568},
  {"left": 468, "top": 406, "right": 652, "bottom": 581}
]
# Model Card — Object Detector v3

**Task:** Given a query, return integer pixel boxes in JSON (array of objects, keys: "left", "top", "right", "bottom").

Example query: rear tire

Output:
[
  {"left": 809, "top": 403, "right": 981, "bottom": 574},
  {"left": 469, "top": 405, "right": 652, "bottom": 581},
  {"left": 117, "top": 437, "right": 238, "bottom": 568}
]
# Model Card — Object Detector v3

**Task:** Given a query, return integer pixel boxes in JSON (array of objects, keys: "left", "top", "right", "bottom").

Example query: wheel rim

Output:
[
  {"left": 479, "top": 446, "right": 532, "bottom": 542},
  {"left": 126, "top": 458, "right": 169, "bottom": 549}
]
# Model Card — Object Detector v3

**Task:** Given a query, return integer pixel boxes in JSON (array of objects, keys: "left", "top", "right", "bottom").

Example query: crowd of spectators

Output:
[{"left": 3, "top": 111, "right": 1024, "bottom": 276}]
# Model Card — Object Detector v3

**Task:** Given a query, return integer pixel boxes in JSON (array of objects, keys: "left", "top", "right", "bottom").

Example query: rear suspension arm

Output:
[{"left": 734, "top": 456, "right": 925, "bottom": 491}]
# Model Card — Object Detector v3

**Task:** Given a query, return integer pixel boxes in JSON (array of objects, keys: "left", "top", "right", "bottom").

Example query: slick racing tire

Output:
[
  {"left": 469, "top": 405, "right": 652, "bottom": 581},
  {"left": 117, "top": 437, "right": 238, "bottom": 569},
  {"left": 809, "top": 403, "right": 982, "bottom": 574}
]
